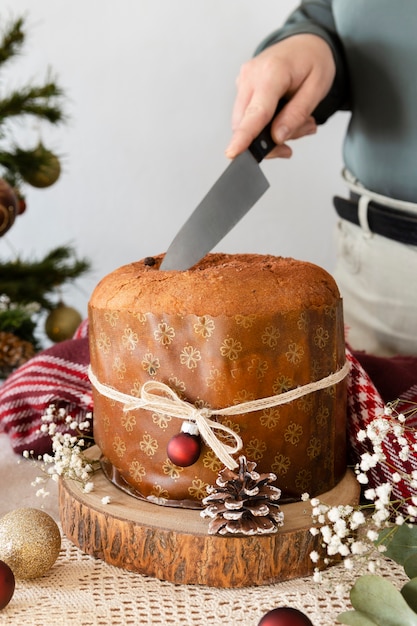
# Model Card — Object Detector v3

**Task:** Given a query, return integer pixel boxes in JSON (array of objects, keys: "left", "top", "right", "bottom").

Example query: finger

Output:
[
  {"left": 227, "top": 61, "right": 291, "bottom": 158},
  {"left": 227, "top": 89, "right": 285, "bottom": 159},
  {"left": 230, "top": 60, "right": 276, "bottom": 130},
  {"left": 269, "top": 73, "right": 328, "bottom": 144},
  {"left": 265, "top": 118, "right": 317, "bottom": 159},
  {"left": 290, "top": 117, "right": 317, "bottom": 140},
  {"left": 226, "top": 103, "right": 315, "bottom": 160},
  {"left": 265, "top": 143, "right": 293, "bottom": 159},
  {"left": 230, "top": 81, "right": 254, "bottom": 132}
]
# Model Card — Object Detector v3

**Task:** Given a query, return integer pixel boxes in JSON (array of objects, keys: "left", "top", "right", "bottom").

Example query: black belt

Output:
[{"left": 333, "top": 195, "right": 417, "bottom": 246}]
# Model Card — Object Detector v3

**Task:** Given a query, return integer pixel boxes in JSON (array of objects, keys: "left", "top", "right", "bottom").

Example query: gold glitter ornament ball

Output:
[
  {"left": 45, "top": 302, "right": 83, "bottom": 343},
  {"left": 0, "top": 508, "right": 61, "bottom": 579}
]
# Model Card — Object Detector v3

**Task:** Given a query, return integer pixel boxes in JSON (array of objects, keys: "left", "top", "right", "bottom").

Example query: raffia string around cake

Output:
[{"left": 88, "top": 361, "right": 350, "bottom": 471}]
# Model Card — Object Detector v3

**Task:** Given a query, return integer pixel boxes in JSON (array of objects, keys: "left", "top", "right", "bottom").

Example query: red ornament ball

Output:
[
  {"left": 258, "top": 607, "right": 314, "bottom": 626},
  {"left": 0, "top": 179, "right": 18, "bottom": 237},
  {"left": 0, "top": 560, "right": 15, "bottom": 610},
  {"left": 14, "top": 189, "right": 27, "bottom": 215},
  {"left": 167, "top": 431, "right": 201, "bottom": 467}
]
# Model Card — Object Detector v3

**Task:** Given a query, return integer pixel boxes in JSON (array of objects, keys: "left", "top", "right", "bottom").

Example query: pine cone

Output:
[
  {"left": 0, "top": 331, "right": 35, "bottom": 377},
  {"left": 201, "top": 456, "right": 284, "bottom": 536}
]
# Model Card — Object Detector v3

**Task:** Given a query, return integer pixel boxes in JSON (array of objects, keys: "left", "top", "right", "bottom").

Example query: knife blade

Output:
[{"left": 159, "top": 104, "right": 283, "bottom": 271}]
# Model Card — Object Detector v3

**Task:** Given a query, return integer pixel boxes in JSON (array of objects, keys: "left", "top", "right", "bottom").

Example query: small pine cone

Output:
[
  {"left": 201, "top": 455, "right": 284, "bottom": 536},
  {"left": 0, "top": 331, "right": 35, "bottom": 377}
]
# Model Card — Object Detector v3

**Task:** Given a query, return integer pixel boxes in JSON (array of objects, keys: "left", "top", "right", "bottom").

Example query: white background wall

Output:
[{"left": 2, "top": 0, "right": 350, "bottom": 322}]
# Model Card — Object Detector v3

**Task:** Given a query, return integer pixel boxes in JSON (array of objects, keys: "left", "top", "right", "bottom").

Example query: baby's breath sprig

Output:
[
  {"left": 23, "top": 404, "right": 100, "bottom": 496},
  {"left": 303, "top": 400, "right": 417, "bottom": 585}
]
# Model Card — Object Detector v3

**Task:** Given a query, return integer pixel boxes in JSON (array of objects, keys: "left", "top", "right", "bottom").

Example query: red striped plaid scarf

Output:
[
  {"left": 0, "top": 320, "right": 92, "bottom": 455},
  {"left": 346, "top": 347, "right": 417, "bottom": 510}
]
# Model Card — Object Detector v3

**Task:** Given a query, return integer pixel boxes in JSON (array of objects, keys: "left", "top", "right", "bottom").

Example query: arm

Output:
[
  {"left": 256, "top": 0, "right": 350, "bottom": 120},
  {"left": 226, "top": 0, "right": 350, "bottom": 159}
]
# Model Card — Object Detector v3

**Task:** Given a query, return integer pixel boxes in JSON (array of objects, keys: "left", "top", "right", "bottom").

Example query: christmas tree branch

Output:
[
  {"left": 0, "top": 307, "right": 38, "bottom": 346},
  {"left": 0, "top": 81, "right": 66, "bottom": 125},
  {"left": 0, "top": 246, "right": 91, "bottom": 309},
  {"left": 0, "top": 15, "right": 67, "bottom": 190},
  {"left": 0, "top": 17, "right": 25, "bottom": 67},
  {"left": 0, "top": 150, "right": 16, "bottom": 172},
  {"left": 0, "top": 154, "right": 20, "bottom": 187}
]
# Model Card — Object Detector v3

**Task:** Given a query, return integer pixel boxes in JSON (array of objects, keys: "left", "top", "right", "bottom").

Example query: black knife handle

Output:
[
  {"left": 248, "top": 97, "right": 323, "bottom": 163},
  {"left": 248, "top": 99, "right": 287, "bottom": 163}
]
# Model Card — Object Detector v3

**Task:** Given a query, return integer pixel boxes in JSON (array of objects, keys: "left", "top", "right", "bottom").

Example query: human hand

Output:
[{"left": 226, "top": 34, "right": 336, "bottom": 159}]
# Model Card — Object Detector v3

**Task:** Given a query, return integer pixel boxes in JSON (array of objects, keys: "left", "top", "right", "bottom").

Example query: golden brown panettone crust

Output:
[{"left": 90, "top": 253, "right": 341, "bottom": 317}]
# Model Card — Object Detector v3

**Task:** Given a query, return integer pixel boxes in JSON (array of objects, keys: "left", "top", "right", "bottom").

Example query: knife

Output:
[{"left": 159, "top": 102, "right": 286, "bottom": 271}]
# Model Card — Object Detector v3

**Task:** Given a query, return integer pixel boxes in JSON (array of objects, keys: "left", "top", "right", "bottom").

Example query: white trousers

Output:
[{"left": 333, "top": 170, "right": 417, "bottom": 357}]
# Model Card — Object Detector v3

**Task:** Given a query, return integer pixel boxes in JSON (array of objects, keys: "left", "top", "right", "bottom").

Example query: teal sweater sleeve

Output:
[{"left": 255, "top": 0, "right": 350, "bottom": 123}]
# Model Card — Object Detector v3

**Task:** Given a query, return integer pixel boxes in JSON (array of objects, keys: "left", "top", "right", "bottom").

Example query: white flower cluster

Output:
[
  {"left": 307, "top": 498, "right": 388, "bottom": 583},
  {"left": 305, "top": 401, "right": 417, "bottom": 583},
  {"left": 24, "top": 404, "right": 99, "bottom": 495}
]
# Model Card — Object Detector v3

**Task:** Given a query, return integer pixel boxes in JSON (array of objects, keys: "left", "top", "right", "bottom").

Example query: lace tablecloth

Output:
[
  {"left": 0, "top": 531, "right": 408, "bottom": 626},
  {"left": 0, "top": 434, "right": 409, "bottom": 625}
]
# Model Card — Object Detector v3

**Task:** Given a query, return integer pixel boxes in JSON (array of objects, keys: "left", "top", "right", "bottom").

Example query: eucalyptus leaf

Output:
[
  {"left": 402, "top": 578, "right": 417, "bottom": 613},
  {"left": 349, "top": 575, "right": 417, "bottom": 626},
  {"left": 405, "top": 554, "right": 417, "bottom": 580},
  {"left": 337, "top": 609, "right": 379, "bottom": 625},
  {"left": 379, "top": 524, "right": 417, "bottom": 565}
]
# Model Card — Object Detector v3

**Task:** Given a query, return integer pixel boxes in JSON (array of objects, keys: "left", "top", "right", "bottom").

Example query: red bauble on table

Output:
[
  {"left": 258, "top": 607, "right": 314, "bottom": 626},
  {"left": 167, "top": 422, "right": 201, "bottom": 467},
  {"left": 0, "top": 560, "right": 15, "bottom": 610}
]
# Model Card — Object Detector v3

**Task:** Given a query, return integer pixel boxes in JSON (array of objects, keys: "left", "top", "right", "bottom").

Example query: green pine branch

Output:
[
  {"left": 0, "top": 307, "right": 38, "bottom": 345},
  {"left": 0, "top": 81, "right": 66, "bottom": 125},
  {"left": 0, "top": 246, "right": 91, "bottom": 310},
  {"left": 0, "top": 16, "right": 66, "bottom": 188},
  {"left": 0, "top": 18, "right": 66, "bottom": 126},
  {"left": 0, "top": 150, "right": 16, "bottom": 172},
  {"left": 0, "top": 17, "right": 25, "bottom": 67}
]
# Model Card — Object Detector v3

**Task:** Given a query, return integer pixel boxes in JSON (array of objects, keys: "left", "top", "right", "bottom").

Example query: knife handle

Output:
[{"left": 248, "top": 99, "right": 287, "bottom": 163}]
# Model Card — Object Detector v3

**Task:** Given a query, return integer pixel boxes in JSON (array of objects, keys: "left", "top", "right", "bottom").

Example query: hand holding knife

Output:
[{"left": 160, "top": 100, "right": 319, "bottom": 271}]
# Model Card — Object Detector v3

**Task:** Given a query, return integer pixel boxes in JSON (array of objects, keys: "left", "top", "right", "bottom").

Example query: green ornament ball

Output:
[
  {"left": 20, "top": 142, "right": 61, "bottom": 188},
  {"left": 0, "top": 508, "right": 61, "bottom": 579},
  {"left": 45, "top": 302, "right": 82, "bottom": 342}
]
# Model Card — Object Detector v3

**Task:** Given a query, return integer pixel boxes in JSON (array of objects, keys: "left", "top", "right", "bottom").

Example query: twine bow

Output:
[{"left": 88, "top": 360, "right": 350, "bottom": 470}]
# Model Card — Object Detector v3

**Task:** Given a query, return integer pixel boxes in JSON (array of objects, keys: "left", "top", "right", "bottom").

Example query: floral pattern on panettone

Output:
[
  {"left": 201, "top": 456, "right": 284, "bottom": 535},
  {"left": 89, "top": 254, "right": 347, "bottom": 508}
]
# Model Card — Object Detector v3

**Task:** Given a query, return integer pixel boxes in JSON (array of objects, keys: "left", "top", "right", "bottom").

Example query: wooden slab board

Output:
[{"left": 59, "top": 447, "right": 360, "bottom": 588}]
